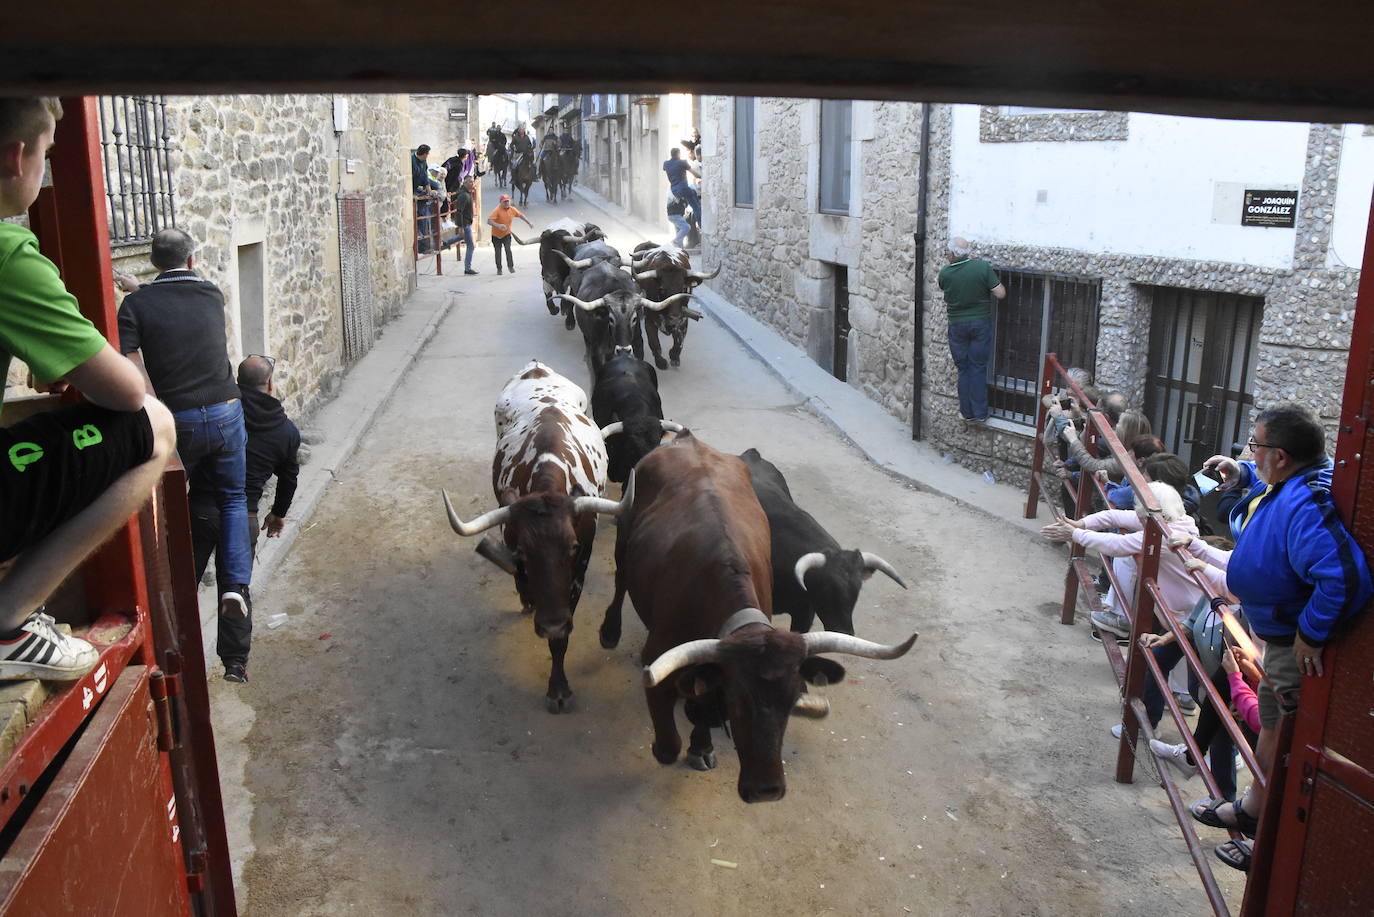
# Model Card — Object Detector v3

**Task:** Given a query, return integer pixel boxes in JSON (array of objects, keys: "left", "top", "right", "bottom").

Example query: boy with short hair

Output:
[{"left": 0, "top": 97, "right": 176, "bottom": 680}]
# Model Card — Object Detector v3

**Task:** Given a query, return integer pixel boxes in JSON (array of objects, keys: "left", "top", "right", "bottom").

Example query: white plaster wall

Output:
[
  {"left": 1329, "top": 125, "right": 1374, "bottom": 269},
  {"left": 949, "top": 106, "right": 1310, "bottom": 267}
]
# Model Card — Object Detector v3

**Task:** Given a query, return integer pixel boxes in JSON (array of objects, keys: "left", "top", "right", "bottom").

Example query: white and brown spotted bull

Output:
[
  {"left": 598, "top": 429, "right": 918, "bottom": 802},
  {"left": 630, "top": 243, "right": 718, "bottom": 369},
  {"left": 441, "top": 360, "right": 628, "bottom": 713}
]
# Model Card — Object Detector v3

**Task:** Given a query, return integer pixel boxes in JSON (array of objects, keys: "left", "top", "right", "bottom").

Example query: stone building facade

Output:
[
  {"left": 700, "top": 97, "right": 1371, "bottom": 488},
  {"left": 408, "top": 94, "right": 476, "bottom": 164},
  {"left": 101, "top": 93, "right": 416, "bottom": 421}
]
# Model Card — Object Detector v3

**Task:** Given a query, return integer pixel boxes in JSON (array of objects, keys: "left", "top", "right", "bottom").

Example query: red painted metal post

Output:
[
  {"left": 1250, "top": 187, "right": 1374, "bottom": 913},
  {"left": 1115, "top": 517, "right": 1162, "bottom": 784}
]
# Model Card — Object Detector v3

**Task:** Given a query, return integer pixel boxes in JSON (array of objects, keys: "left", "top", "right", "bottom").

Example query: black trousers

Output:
[
  {"left": 190, "top": 502, "right": 256, "bottom": 667},
  {"left": 493, "top": 235, "right": 513, "bottom": 269}
]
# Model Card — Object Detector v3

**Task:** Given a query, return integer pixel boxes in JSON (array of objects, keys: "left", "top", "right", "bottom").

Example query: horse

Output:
[
  {"left": 540, "top": 154, "right": 561, "bottom": 203},
  {"left": 557, "top": 149, "right": 578, "bottom": 201},
  {"left": 511, "top": 152, "right": 536, "bottom": 207},
  {"left": 489, "top": 145, "right": 509, "bottom": 188}
]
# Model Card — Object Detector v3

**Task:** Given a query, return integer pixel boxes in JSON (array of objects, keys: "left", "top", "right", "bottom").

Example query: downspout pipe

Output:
[{"left": 911, "top": 102, "right": 932, "bottom": 441}]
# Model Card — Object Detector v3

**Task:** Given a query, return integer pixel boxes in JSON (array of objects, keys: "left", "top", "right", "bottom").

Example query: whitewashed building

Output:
[{"left": 699, "top": 99, "right": 1373, "bottom": 484}]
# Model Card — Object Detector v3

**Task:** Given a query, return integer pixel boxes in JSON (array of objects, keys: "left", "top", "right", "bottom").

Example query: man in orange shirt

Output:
[{"left": 486, "top": 194, "right": 533, "bottom": 275}]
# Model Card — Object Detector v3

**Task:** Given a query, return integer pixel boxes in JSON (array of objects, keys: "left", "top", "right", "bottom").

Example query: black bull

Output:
[
  {"left": 630, "top": 243, "right": 718, "bottom": 369},
  {"left": 557, "top": 260, "right": 694, "bottom": 383}
]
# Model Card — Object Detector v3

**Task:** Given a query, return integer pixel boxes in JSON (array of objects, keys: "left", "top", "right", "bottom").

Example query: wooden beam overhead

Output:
[{"left": 2, "top": 0, "right": 1372, "bottom": 121}]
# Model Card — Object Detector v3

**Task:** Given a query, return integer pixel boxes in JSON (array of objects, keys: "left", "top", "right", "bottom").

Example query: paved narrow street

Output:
[{"left": 214, "top": 176, "right": 1241, "bottom": 915}]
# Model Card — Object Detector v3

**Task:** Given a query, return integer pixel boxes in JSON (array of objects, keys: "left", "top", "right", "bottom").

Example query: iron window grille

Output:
[
  {"left": 988, "top": 269, "right": 1101, "bottom": 425},
  {"left": 98, "top": 95, "right": 177, "bottom": 244}
]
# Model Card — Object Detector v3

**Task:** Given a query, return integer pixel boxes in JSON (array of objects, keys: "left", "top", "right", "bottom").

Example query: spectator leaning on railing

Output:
[{"left": 1171, "top": 402, "right": 1372, "bottom": 872}]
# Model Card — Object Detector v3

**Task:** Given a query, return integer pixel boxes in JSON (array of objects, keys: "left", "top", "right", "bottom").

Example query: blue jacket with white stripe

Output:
[{"left": 1226, "top": 458, "right": 1372, "bottom": 646}]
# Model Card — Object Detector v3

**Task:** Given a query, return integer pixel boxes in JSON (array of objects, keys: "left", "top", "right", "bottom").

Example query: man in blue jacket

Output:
[
  {"left": 1187, "top": 402, "right": 1371, "bottom": 870},
  {"left": 411, "top": 144, "right": 441, "bottom": 254}
]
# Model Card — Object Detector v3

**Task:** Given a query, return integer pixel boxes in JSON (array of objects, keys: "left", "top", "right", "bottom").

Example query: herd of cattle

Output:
[{"left": 441, "top": 221, "right": 918, "bottom": 803}]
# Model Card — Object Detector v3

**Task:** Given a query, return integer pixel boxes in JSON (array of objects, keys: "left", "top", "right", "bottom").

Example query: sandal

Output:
[
  {"left": 1190, "top": 797, "right": 1259, "bottom": 838},
  {"left": 1215, "top": 838, "right": 1253, "bottom": 872}
]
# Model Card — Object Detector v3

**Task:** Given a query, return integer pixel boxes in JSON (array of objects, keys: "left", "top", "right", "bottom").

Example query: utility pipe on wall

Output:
[{"left": 911, "top": 102, "right": 932, "bottom": 441}]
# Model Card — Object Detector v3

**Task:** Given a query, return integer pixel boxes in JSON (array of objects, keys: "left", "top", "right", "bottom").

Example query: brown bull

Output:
[
  {"left": 630, "top": 243, "right": 717, "bottom": 369},
  {"left": 598, "top": 430, "right": 917, "bottom": 802}
]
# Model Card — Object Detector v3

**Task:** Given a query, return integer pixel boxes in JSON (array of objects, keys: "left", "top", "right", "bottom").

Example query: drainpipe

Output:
[{"left": 911, "top": 102, "right": 932, "bottom": 441}]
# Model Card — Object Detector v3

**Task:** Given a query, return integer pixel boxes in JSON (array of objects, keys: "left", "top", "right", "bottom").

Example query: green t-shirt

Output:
[
  {"left": 937, "top": 257, "right": 1001, "bottom": 324},
  {"left": 0, "top": 222, "right": 108, "bottom": 414}
]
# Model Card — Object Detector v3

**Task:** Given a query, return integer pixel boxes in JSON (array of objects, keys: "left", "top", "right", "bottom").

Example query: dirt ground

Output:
[{"left": 211, "top": 184, "right": 1245, "bottom": 916}]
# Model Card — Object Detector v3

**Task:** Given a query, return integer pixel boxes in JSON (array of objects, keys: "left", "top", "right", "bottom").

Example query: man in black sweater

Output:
[
  {"left": 189, "top": 355, "right": 300, "bottom": 682},
  {"left": 116, "top": 228, "right": 254, "bottom": 681}
]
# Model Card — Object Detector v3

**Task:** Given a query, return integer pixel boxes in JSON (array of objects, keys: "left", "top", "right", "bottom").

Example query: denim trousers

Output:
[
  {"left": 461, "top": 226, "right": 475, "bottom": 270},
  {"left": 417, "top": 199, "right": 436, "bottom": 252},
  {"left": 669, "top": 214, "right": 691, "bottom": 247},
  {"left": 672, "top": 184, "right": 701, "bottom": 225},
  {"left": 947, "top": 316, "right": 992, "bottom": 420},
  {"left": 174, "top": 399, "right": 251, "bottom": 588}
]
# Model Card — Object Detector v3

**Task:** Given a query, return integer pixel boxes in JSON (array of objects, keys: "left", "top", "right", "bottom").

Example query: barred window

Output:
[
  {"left": 98, "top": 96, "right": 177, "bottom": 244},
  {"left": 988, "top": 270, "right": 1101, "bottom": 425}
]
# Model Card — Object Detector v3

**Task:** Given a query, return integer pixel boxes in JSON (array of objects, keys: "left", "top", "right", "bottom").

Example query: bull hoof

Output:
[
  {"left": 545, "top": 692, "right": 574, "bottom": 715},
  {"left": 652, "top": 742, "right": 680, "bottom": 765},
  {"left": 546, "top": 301, "right": 560, "bottom": 316},
  {"left": 653, "top": 355, "right": 668, "bottom": 370},
  {"left": 599, "top": 627, "right": 620, "bottom": 649},
  {"left": 686, "top": 749, "right": 717, "bottom": 771},
  {"left": 564, "top": 315, "right": 576, "bottom": 331},
  {"left": 669, "top": 356, "right": 681, "bottom": 368}
]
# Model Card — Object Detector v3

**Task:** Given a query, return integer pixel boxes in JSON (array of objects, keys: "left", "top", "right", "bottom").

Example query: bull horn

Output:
[
  {"left": 684, "top": 307, "right": 704, "bottom": 321},
  {"left": 643, "top": 638, "right": 722, "bottom": 687},
  {"left": 861, "top": 552, "right": 909, "bottom": 589},
  {"left": 515, "top": 235, "right": 540, "bottom": 246},
  {"left": 802, "top": 631, "right": 919, "bottom": 659},
  {"left": 794, "top": 552, "right": 826, "bottom": 590},
  {"left": 441, "top": 489, "right": 511, "bottom": 536},
  {"left": 599, "top": 421, "right": 624, "bottom": 439},
  {"left": 660, "top": 420, "right": 684, "bottom": 434},
  {"left": 642, "top": 292, "right": 694, "bottom": 313},
  {"left": 555, "top": 293, "right": 606, "bottom": 312},
  {"left": 573, "top": 468, "right": 635, "bottom": 517},
  {"left": 688, "top": 265, "right": 721, "bottom": 281},
  {"left": 634, "top": 269, "right": 659, "bottom": 281},
  {"left": 556, "top": 251, "right": 594, "bottom": 269},
  {"left": 791, "top": 693, "right": 831, "bottom": 718}
]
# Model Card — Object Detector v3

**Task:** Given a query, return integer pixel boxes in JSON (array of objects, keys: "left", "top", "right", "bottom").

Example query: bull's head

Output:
[
  {"left": 792, "top": 550, "right": 909, "bottom": 635},
  {"left": 645, "top": 624, "right": 918, "bottom": 803},
  {"left": 440, "top": 479, "right": 632, "bottom": 640},
  {"left": 633, "top": 261, "right": 717, "bottom": 334},
  {"left": 558, "top": 291, "right": 693, "bottom": 356}
]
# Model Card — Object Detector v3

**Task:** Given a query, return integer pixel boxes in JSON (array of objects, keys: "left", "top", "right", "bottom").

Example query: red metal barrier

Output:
[{"left": 413, "top": 194, "right": 443, "bottom": 275}]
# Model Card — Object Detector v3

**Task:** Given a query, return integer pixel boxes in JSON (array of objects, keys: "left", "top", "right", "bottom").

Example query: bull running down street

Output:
[{"left": 213, "top": 176, "right": 1242, "bottom": 915}]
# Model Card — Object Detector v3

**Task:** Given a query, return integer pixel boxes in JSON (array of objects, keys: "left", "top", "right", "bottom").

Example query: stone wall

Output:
[
  {"left": 105, "top": 93, "right": 415, "bottom": 422},
  {"left": 701, "top": 96, "right": 923, "bottom": 420},
  {"left": 702, "top": 101, "right": 1364, "bottom": 491},
  {"left": 408, "top": 95, "right": 474, "bottom": 161}
]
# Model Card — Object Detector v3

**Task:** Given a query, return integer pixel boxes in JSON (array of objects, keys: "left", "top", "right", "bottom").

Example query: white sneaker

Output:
[
  {"left": 1150, "top": 739, "right": 1198, "bottom": 778},
  {"left": 0, "top": 610, "right": 99, "bottom": 681},
  {"left": 1110, "top": 723, "right": 1124, "bottom": 739}
]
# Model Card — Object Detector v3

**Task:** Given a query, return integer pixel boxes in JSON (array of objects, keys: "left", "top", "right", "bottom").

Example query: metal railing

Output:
[
  {"left": 1026, "top": 352, "right": 1279, "bottom": 917},
  {"left": 98, "top": 95, "right": 176, "bottom": 244},
  {"left": 413, "top": 194, "right": 444, "bottom": 275}
]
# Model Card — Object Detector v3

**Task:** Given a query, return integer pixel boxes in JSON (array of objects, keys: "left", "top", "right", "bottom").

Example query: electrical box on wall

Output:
[{"left": 333, "top": 97, "right": 349, "bottom": 133}]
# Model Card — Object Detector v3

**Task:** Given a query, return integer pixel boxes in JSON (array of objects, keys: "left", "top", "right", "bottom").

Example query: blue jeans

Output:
[
  {"left": 417, "top": 199, "right": 436, "bottom": 253},
  {"left": 671, "top": 184, "right": 701, "bottom": 229},
  {"left": 668, "top": 214, "right": 691, "bottom": 247},
  {"left": 461, "top": 225, "right": 475, "bottom": 270},
  {"left": 174, "top": 399, "right": 251, "bottom": 588},
  {"left": 947, "top": 317, "right": 992, "bottom": 420}
]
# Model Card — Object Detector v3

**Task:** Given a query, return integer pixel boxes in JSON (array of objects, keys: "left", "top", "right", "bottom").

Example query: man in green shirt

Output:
[
  {"left": 0, "top": 97, "right": 175, "bottom": 681},
  {"left": 936, "top": 236, "right": 1006, "bottom": 422}
]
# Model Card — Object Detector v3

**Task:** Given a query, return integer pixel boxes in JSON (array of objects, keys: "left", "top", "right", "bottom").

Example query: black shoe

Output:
[
  {"left": 465, "top": 269, "right": 479, "bottom": 275},
  {"left": 224, "top": 663, "right": 249, "bottom": 684},
  {"left": 508, "top": 265, "right": 516, "bottom": 273},
  {"left": 220, "top": 585, "right": 252, "bottom": 619}
]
